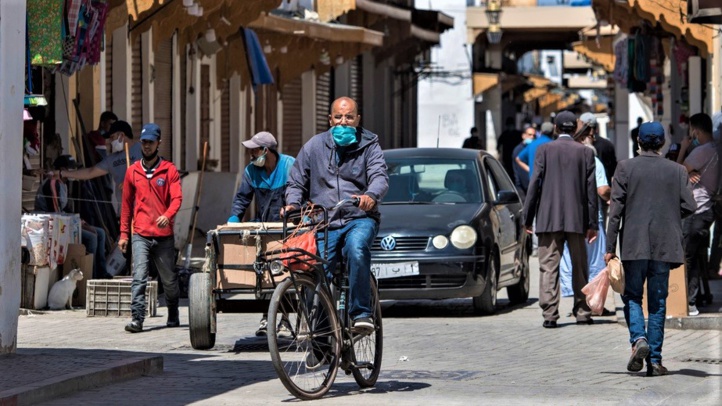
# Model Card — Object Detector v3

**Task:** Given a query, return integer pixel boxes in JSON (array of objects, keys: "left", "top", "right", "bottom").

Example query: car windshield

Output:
[{"left": 384, "top": 158, "right": 482, "bottom": 204}]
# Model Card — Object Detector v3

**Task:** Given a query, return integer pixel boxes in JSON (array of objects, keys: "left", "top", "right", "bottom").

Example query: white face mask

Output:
[
  {"left": 111, "top": 138, "right": 124, "bottom": 153},
  {"left": 251, "top": 149, "right": 267, "bottom": 167}
]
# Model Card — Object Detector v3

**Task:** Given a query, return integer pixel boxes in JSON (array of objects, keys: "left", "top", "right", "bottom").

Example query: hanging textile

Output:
[
  {"left": 27, "top": 0, "right": 64, "bottom": 66},
  {"left": 57, "top": 1, "right": 110, "bottom": 76},
  {"left": 242, "top": 28, "right": 275, "bottom": 91},
  {"left": 613, "top": 38, "right": 628, "bottom": 87}
]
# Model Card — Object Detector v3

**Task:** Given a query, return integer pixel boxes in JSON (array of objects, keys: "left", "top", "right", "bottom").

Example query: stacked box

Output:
[{"left": 86, "top": 279, "right": 158, "bottom": 317}]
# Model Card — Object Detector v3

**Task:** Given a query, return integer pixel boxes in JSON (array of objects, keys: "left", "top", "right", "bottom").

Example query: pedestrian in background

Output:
[
  {"left": 522, "top": 110, "right": 598, "bottom": 328},
  {"left": 605, "top": 121, "right": 696, "bottom": 376},
  {"left": 227, "top": 131, "right": 295, "bottom": 337},
  {"left": 512, "top": 125, "right": 535, "bottom": 201},
  {"left": 675, "top": 113, "right": 718, "bottom": 316},
  {"left": 120, "top": 123, "right": 183, "bottom": 333},
  {"left": 462, "top": 127, "right": 483, "bottom": 149},
  {"left": 630, "top": 117, "right": 643, "bottom": 157}
]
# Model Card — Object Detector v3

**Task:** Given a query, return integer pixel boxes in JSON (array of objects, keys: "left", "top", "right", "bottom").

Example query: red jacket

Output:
[{"left": 120, "top": 159, "right": 182, "bottom": 240}]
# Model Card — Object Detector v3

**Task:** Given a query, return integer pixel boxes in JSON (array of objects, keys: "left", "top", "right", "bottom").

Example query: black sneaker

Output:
[
  {"left": 255, "top": 318, "right": 268, "bottom": 337},
  {"left": 125, "top": 320, "right": 143, "bottom": 333},
  {"left": 627, "top": 338, "right": 650, "bottom": 372},
  {"left": 166, "top": 307, "right": 180, "bottom": 327},
  {"left": 647, "top": 362, "right": 668, "bottom": 376},
  {"left": 352, "top": 317, "right": 374, "bottom": 334}
]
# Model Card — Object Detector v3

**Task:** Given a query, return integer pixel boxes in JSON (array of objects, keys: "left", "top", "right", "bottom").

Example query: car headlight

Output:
[
  {"left": 450, "top": 225, "right": 477, "bottom": 249},
  {"left": 432, "top": 235, "right": 449, "bottom": 249}
]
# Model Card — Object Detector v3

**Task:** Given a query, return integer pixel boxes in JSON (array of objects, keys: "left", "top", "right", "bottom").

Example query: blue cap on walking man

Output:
[{"left": 140, "top": 123, "right": 161, "bottom": 142}]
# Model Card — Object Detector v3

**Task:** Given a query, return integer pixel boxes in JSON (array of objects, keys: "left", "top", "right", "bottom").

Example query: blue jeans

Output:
[
  {"left": 131, "top": 234, "right": 178, "bottom": 323},
  {"left": 81, "top": 226, "right": 108, "bottom": 279},
  {"left": 317, "top": 218, "right": 378, "bottom": 320},
  {"left": 621, "top": 260, "right": 670, "bottom": 364}
]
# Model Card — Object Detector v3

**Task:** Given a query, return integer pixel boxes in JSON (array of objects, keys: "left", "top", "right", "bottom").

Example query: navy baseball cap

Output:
[
  {"left": 140, "top": 123, "right": 161, "bottom": 141},
  {"left": 554, "top": 110, "right": 577, "bottom": 129},
  {"left": 638, "top": 121, "right": 665, "bottom": 143}
]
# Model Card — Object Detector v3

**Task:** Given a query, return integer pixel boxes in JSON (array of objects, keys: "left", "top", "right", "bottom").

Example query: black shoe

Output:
[
  {"left": 646, "top": 362, "right": 668, "bottom": 376},
  {"left": 600, "top": 308, "right": 616, "bottom": 317},
  {"left": 627, "top": 338, "right": 650, "bottom": 372},
  {"left": 576, "top": 318, "right": 594, "bottom": 325},
  {"left": 166, "top": 306, "right": 180, "bottom": 327},
  {"left": 125, "top": 320, "right": 143, "bottom": 333},
  {"left": 542, "top": 320, "right": 557, "bottom": 328}
]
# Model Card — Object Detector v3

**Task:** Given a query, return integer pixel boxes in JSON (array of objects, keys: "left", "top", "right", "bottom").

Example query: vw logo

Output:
[{"left": 380, "top": 236, "right": 397, "bottom": 251}]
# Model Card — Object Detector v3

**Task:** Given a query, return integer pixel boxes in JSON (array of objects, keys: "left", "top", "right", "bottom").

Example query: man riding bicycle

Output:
[{"left": 282, "top": 96, "right": 389, "bottom": 333}]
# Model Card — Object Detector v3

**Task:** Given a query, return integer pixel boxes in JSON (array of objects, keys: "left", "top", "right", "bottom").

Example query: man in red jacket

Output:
[{"left": 119, "top": 123, "right": 183, "bottom": 333}]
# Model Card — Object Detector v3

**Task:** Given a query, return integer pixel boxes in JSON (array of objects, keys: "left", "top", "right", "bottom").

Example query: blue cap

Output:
[
  {"left": 140, "top": 123, "right": 161, "bottom": 141},
  {"left": 638, "top": 121, "right": 665, "bottom": 144}
]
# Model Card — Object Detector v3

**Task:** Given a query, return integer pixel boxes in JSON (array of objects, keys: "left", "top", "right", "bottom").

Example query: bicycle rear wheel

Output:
[
  {"left": 268, "top": 274, "right": 341, "bottom": 400},
  {"left": 351, "top": 277, "right": 383, "bottom": 387}
]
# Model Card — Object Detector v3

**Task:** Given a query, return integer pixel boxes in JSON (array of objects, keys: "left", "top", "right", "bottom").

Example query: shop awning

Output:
[
  {"left": 473, "top": 73, "right": 499, "bottom": 96},
  {"left": 523, "top": 75, "right": 553, "bottom": 104},
  {"left": 687, "top": 0, "right": 722, "bottom": 24},
  {"left": 248, "top": 12, "right": 384, "bottom": 46},
  {"left": 593, "top": 0, "right": 714, "bottom": 57},
  {"left": 572, "top": 36, "right": 615, "bottom": 73}
]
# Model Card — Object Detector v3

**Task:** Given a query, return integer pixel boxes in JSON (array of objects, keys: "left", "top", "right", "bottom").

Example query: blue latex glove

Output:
[{"left": 228, "top": 215, "right": 240, "bottom": 223}]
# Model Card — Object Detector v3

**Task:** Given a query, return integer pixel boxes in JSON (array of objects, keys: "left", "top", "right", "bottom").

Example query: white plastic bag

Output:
[{"left": 582, "top": 268, "right": 610, "bottom": 316}]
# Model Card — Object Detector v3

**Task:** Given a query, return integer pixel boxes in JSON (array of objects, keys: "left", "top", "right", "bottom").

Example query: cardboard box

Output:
[
  {"left": 643, "top": 264, "right": 688, "bottom": 318},
  {"left": 64, "top": 243, "right": 93, "bottom": 307},
  {"left": 214, "top": 223, "right": 286, "bottom": 290}
]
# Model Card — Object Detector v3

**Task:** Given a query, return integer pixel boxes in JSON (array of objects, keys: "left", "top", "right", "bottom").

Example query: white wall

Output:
[
  {"left": 0, "top": 0, "right": 25, "bottom": 354},
  {"left": 416, "top": 0, "right": 474, "bottom": 148}
]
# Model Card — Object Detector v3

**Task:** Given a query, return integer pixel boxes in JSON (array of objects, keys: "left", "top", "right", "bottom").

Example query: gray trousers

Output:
[{"left": 538, "top": 232, "right": 592, "bottom": 322}]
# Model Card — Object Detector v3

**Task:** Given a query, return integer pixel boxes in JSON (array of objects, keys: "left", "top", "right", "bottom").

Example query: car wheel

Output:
[
  {"left": 473, "top": 254, "right": 497, "bottom": 315},
  {"left": 507, "top": 243, "right": 530, "bottom": 305}
]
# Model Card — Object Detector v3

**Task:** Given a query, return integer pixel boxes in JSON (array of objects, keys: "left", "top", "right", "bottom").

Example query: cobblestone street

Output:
[{"left": 13, "top": 257, "right": 722, "bottom": 405}]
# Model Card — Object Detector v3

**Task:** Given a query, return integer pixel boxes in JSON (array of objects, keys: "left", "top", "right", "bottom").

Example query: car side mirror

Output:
[{"left": 494, "top": 190, "right": 520, "bottom": 205}]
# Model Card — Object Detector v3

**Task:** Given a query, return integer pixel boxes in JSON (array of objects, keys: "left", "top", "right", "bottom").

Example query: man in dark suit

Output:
[
  {"left": 522, "top": 110, "right": 598, "bottom": 328},
  {"left": 605, "top": 121, "right": 696, "bottom": 377}
]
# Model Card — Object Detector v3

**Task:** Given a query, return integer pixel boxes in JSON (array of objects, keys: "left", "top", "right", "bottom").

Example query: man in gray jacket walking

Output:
[
  {"left": 606, "top": 121, "right": 696, "bottom": 377},
  {"left": 283, "top": 96, "right": 389, "bottom": 333}
]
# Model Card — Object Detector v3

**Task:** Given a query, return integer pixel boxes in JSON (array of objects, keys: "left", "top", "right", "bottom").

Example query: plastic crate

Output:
[{"left": 86, "top": 279, "right": 158, "bottom": 317}]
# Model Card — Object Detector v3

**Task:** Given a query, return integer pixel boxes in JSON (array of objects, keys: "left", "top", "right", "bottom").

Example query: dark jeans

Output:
[
  {"left": 81, "top": 226, "right": 108, "bottom": 279},
  {"left": 682, "top": 209, "right": 714, "bottom": 305},
  {"left": 622, "top": 260, "right": 670, "bottom": 364},
  {"left": 130, "top": 234, "right": 178, "bottom": 323},
  {"left": 317, "top": 218, "right": 378, "bottom": 320}
]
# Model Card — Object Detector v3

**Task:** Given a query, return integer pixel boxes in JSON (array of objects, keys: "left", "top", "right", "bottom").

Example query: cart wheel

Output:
[{"left": 189, "top": 272, "right": 216, "bottom": 350}]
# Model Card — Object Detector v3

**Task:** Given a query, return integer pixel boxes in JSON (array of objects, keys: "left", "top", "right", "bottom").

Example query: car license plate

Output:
[{"left": 371, "top": 262, "right": 419, "bottom": 280}]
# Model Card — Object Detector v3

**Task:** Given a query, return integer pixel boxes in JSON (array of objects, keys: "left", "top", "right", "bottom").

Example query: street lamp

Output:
[
  {"left": 485, "top": 0, "right": 502, "bottom": 25},
  {"left": 487, "top": 23, "right": 502, "bottom": 44}
]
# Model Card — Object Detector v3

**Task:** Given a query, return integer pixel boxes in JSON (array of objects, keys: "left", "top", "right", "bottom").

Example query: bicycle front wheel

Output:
[
  {"left": 268, "top": 274, "right": 341, "bottom": 400},
  {"left": 351, "top": 277, "right": 383, "bottom": 387}
]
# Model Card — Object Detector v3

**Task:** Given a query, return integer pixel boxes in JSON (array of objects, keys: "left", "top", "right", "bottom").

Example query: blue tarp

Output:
[{"left": 243, "top": 28, "right": 274, "bottom": 90}]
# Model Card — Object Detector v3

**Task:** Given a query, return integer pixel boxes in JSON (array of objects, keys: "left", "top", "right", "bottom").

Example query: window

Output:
[
  {"left": 484, "top": 157, "right": 515, "bottom": 199},
  {"left": 385, "top": 158, "right": 482, "bottom": 203}
]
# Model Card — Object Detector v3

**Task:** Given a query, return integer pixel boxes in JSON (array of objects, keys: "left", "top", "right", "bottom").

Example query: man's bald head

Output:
[{"left": 329, "top": 97, "right": 361, "bottom": 128}]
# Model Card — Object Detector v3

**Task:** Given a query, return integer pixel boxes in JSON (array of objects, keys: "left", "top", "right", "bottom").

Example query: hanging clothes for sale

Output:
[{"left": 27, "top": 0, "right": 64, "bottom": 66}]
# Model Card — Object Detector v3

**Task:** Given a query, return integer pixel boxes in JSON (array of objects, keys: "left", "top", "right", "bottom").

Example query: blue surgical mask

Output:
[
  {"left": 692, "top": 138, "right": 700, "bottom": 147},
  {"left": 331, "top": 126, "right": 358, "bottom": 147},
  {"left": 523, "top": 138, "right": 533, "bottom": 145}
]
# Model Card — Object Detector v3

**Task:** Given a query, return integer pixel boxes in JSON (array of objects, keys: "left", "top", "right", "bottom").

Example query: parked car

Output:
[{"left": 372, "top": 148, "right": 530, "bottom": 314}]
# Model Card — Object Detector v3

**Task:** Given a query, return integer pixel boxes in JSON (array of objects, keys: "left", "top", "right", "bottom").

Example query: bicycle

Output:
[{"left": 262, "top": 199, "right": 383, "bottom": 400}]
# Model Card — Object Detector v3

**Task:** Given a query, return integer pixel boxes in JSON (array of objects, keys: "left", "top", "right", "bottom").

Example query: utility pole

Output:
[{"left": 0, "top": 0, "right": 26, "bottom": 354}]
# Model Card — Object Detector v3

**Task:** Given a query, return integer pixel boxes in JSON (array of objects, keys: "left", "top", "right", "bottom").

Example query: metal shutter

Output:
[
  {"left": 180, "top": 47, "right": 187, "bottom": 170},
  {"left": 131, "top": 36, "right": 143, "bottom": 138},
  {"left": 316, "top": 71, "right": 331, "bottom": 133},
  {"left": 267, "top": 84, "right": 278, "bottom": 136},
  {"left": 350, "top": 56, "right": 362, "bottom": 115},
  {"left": 200, "top": 64, "right": 211, "bottom": 168},
  {"left": 105, "top": 35, "right": 112, "bottom": 112},
  {"left": 221, "top": 82, "right": 230, "bottom": 172},
  {"left": 154, "top": 37, "right": 173, "bottom": 161},
  {"left": 254, "top": 86, "right": 266, "bottom": 134},
  {"left": 282, "top": 78, "right": 303, "bottom": 157}
]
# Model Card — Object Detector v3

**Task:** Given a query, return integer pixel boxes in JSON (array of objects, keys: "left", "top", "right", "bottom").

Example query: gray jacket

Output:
[
  {"left": 286, "top": 128, "right": 389, "bottom": 229},
  {"left": 606, "top": 152, "right": 697, "bottom": 265}
]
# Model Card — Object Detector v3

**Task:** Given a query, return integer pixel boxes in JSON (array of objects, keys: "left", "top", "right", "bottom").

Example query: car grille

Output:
[
  {"left": 378, "top": 274, "right": 467, "bottom": 290},
  {"left": 372, "top": 236, "right": 429, "bottom": 251}
]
